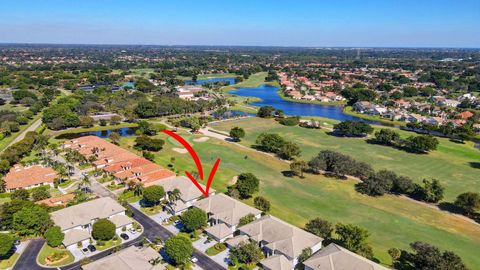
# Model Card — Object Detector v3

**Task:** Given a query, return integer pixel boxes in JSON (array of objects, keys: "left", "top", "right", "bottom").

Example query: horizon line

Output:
[{"left": 0, "top": 42, "right": 479, "bottom": 50}]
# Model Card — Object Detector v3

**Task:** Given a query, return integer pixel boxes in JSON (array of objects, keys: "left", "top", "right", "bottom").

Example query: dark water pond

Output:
[
  {"left": 56, "top": 127, "right": 138, "bottom": 140},
  {"left": 184, "top": 77, "right": 236, "bottom": 85}
]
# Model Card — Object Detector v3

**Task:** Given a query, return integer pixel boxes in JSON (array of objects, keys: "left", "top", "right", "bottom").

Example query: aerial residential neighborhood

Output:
[{"left": 0, "top": 1, "right": 479, "bottom": 270}]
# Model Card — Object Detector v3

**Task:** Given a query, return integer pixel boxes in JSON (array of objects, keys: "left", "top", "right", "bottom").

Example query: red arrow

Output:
[
  {"left": 161, "top": 129, "right": 204, "bottom": 180},
  {"left": 161, "top": 129, "right": 220, "bottom": 197}
]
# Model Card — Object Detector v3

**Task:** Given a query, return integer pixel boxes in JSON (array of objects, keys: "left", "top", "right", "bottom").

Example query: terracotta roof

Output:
[
  {"left": 103, "top": 158, "right": 150, "bottom": 173},
  {"left": 36, "top": 194, "right": 75, "bottom": 207},
  {"left": 458, "top": 111, "right": 473, "bottom": 120},
  {"left": 136, "top": 169, "right": 176, "bottom": 186},
  {"left": 5, "top": 164, "right": 57, "bottom": 190},
  {"left": 114, "top": 163, "right": 165, "bottom": 179}
]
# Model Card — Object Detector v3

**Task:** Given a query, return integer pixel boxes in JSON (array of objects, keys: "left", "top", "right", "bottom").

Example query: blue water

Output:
[
  {"left": 56, "top": 127, "right": 138, "bottom": 139},
  {"left": 230, "top": 84, "right": 381, "bottom": 123},
  {"left": 184, "top": 77, "right": 236, "bottom": 85}
]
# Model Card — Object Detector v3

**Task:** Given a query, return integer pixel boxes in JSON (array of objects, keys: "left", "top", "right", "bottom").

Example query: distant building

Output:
[{"left": 36, "top": 194, "right": 75, "bottom": 207}]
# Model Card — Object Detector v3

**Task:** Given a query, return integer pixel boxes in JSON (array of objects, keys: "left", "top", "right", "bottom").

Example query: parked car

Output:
[
  {"left": 190, "top": 256, "right": 198, "bottom": 263},
  {"left": 13, "top": 239, "right": 21, "bottom": 246},
  {"left": 82, "top": 248, "right": 89, "bottom": 253},
  {"left": 128, "top": 228, "right": 137, "bottom": 234},
  {"left": 87, "top": 245, "right": 96, "bottom": 252},
  {"left": 120, "top": 233, "right": 130, "bottom": 240}
]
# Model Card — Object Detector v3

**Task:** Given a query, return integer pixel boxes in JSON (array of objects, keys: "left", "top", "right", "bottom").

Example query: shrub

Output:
[{"left": 92, "top": 218, "right": 116, "bottom": 240}]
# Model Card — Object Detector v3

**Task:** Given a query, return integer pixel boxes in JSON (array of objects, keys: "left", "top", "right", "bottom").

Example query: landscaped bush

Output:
[{"left": 92, "top": 219, "right": 116, "bottom": 241}]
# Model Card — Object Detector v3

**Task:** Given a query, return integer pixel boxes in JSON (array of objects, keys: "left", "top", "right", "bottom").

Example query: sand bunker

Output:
[
  {"left": 172, "top": 147, "right": 188, "bottom": 154},
  {"left": 193, "top": 137, "right": 210, "bottom": 142}
]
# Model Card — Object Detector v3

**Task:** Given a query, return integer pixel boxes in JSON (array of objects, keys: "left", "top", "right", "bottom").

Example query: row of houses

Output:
[
  {"left": 278, "top": 72, "right": 346, "bottom": 102},
  {"left": 62, "top": 135, "right": 176, "bottom": 187},
  {"left": 3, "top": 164, "right": 58, "bottom": 192},
  {"left": 353, "top": 101, "right": 473, "bottom": 127},
  {"left": 51, "top": 136, "right": 386, "bottom": 269}
]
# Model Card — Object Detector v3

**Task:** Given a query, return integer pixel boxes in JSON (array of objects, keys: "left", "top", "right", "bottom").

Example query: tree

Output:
[
  {"left": 235, "top": 173, "right": 259, "bottom": 199},
  {"left": 255, "top": 133, "right": 285, "bottom": 153},
  {"left": 44, "top": 226, "right": 64, "bottom": 247},
  {"left": 392, "top": 176, "right": 415, "bottom": 194},
  {"left": 290, "top": 160, "right": 307, "bottom": 178},
  {"left": 108, "top": 132, "right": 121, "bottom": 145},
  {"left": 0, "top": 234, "right": 13, "bottom": 257},
  {"left": 142, "top": 185, "right": 165, "bottom": 205},
  {"left": 92, "top": 219, "right": 116, "bottom": 240},
  {"left": 254, "top": 196, "right": 271, "bottom": 212},
  {"left": 168, "top": 188, "right": 182, "bottom": 203},
  {"left": 110, "top": 115, "right": 122, "bottom": 125},
  {"left": 238, "top": 213, "right": 256, "bottom": 227},
  {"left": 305, "top": 218, "right": 334, "bottom": 239},
  {"left": 31, "top": 188, "right": 51, "bottom": 201},
  {"left": 0, "top": 200, "right": 35, "bottom": 229},
  {"left": 229, "top": 241, "right": 264, "bottom": 264},
  {"left": 278, "top": 141, "right": 301, "bottom": 160},
  {"left": 298, "top": 247, "right": 312, "bottom": 264},
  {"left": 415, "top": 179, "right": 444, "bottom": 203},
  {"left": 355, "top": 170, "right": 396, "bottom": 196},
  {"left": 79, "top": 116, "right": 95, "bottom": 128},
  {"left": 164, "top": 235, "right": 193, "bottom": 265},
  {"left": 388, "top": 247, "right": 401, "bottom": 262},
  {"left": 333, "top": 120, "right": 373, "bottom": 137},
  {"left": 403, "top": 135, "right": 439, "bottom": 153},
  {"left": 454, "top": 192, "right": 480, "bottom": 217},
  {"left": 10, "top": 189, "right": 29, "bottom": 200},
  {"left": 395, "top": 241, "right": 467, "bottom": 270},
  {"left": 335, "top": 223, "right": 373, "bottom": 259},
  {"left": 229, "top": 127, "right": 245, "bottom": 142},
  {"left": 374, "top": 129, "right": 400, "bottom": 145},
  {"left": 257, "top": 106, "right": 275, "bottom": 118},
  {"left": 135, "top": 135, "right": 165, "bottom": 151},
  {"left": 180, "top": 208, "right": 207, "bottom": 232},
  {"left": 13, "top": 205, "right": 53, "bottom": 236}
]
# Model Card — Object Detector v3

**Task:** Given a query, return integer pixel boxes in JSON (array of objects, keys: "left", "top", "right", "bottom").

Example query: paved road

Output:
[
  {"left": 14, "top": 237, "right": 144, "bottom": 270},
  {"left": 130, "top": 205, "right": 226, "bottom": 270},
  {"left": 5, "top": 117, "right": 42, "bottom": 149}
]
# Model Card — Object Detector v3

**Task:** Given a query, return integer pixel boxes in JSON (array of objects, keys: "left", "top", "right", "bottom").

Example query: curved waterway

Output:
[{"left": 230, "top": 84, "right": 387, "bottom": 124}]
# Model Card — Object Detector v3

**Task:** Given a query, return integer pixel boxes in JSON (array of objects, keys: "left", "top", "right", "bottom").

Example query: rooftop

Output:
[{"left": 4, "top": 164, "right": 58, "bottom": 190}]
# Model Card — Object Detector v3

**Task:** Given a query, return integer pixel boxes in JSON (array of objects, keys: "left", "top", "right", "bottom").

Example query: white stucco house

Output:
[{"left": 50, "top": 197, "right": 134, "bottom": 250}]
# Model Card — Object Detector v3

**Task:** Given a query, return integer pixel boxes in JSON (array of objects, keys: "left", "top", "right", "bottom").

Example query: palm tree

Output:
[
  {"left": 133, "top": 182, "right": 144, "bottom": 197},
  {"left": 79, "top": 175, "right": 91, "bottom": 193},
  {"left": 168, "top": 188, "right": 182, "bottom": 203}
]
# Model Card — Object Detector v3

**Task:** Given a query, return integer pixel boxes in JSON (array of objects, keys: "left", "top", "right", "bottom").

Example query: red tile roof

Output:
[{"left": 5, "top": 165, "right": 58, "bottom": 190}]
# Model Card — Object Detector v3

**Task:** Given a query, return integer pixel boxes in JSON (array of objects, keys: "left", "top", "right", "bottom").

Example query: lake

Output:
[
  {"left": 56, "top": 127, "right": 138, "bottom": 140},
  {"left": 184, "top": 77, "right": 236, "bottom": 85},
  {"left": 230, "top": 84, "right": 387, "bottom": 124}
]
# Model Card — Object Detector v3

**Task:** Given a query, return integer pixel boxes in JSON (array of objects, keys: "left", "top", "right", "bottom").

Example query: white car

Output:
[
  {"left": 190, "top": 256, "right": 198, "bottom": 263},
  {"left": 129, "top": 228, "right": 137, "bottom": 234}
]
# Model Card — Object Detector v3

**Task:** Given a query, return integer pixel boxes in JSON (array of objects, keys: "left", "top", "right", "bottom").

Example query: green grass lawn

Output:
[
  {"left": 221, "top": 72, "right": 279, "bottom": 91},
  {"left": 113, "top": 125, "right": 480, "bottom": 268},
  {"left": 0, "top": 252, "right": 19, "bottom": 269},
  {"left": 37, "top": 244, "right": 74, "bottom": 267},
  {"left": 140, "top": 204, "right": 164, "bottom": 216},
  {"left": 210, "top": 117, "right": 479, "bottom": 201},
  {"left": 206, "top": 243, "right": 227, "bottom": 256},
  {"left": 95, "top": 237, "right": 122, "bottom": 251}
]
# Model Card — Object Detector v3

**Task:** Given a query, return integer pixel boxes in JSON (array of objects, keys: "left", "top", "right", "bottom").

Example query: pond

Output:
[
  {"left": 184, "top": 77, "right": 236, "bottom": 85},
  {"left": 230, "top": 84, "right": 388, "bottom": 125},
  {"left": 56, "top": 127, "right": 138, "bottom": 140}
]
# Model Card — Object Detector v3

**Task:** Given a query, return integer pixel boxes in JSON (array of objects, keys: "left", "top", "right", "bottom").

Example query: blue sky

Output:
[{"left": 0, "top": 0, "right": 479, "bottom": 47}]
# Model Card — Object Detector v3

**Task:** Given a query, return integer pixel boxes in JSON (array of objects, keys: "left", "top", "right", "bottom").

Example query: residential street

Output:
[{"left": 129, "top": 205, "right": 226, "bottom": 270}]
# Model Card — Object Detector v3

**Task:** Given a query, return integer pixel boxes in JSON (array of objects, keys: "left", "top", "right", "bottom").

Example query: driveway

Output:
[
  {"left": 193, "top": 235, "right": 216, "bottom": 252},
  {"left": 129, "top": 205, "right": 225, "bottom": 270}
]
